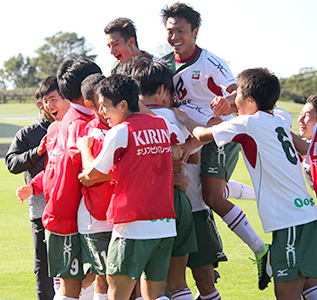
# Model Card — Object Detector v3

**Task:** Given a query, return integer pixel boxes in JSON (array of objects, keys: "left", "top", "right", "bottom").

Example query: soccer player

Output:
[
  {"left": 104, "top": 17, "right": 158, "bottom": 73},
  {"left": 43, "top": 57, "right": 101, "bottom": 300},
  {"left": 78, "top": 73, "right": 115, "bottom": 300},
  {"left": 160, "top": 3, "right": 269, "bottom": 290},
  {"left": 174, "top": 67, "right": 317, "bottom": 300},
  {"left": 120, "top": 55, "right": 199, "bottom": 300},
  {"left": 7, "top": 76, "right": 66, "bottom": 300},
  {"left": 78, "top": 74, "right": 183, "bottom": 300}
]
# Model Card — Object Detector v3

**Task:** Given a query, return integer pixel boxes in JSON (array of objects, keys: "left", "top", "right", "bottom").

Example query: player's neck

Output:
[{"left": 139, "top": 95, "right": 162, "bottom": 106}]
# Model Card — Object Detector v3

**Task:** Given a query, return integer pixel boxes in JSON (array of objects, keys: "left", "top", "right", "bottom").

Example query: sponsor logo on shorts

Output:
[
  {"left": 217, "top": 251, "right": 226, "bottom": 259},
  {"left": 277, "top": 269, "right": 288, "bottom": 277},
  {"left": 108, "top": 262, "right": 117, "bottom": 270},
  {"left": 207, "top": 166, "right": 218, "bottom": 174}
]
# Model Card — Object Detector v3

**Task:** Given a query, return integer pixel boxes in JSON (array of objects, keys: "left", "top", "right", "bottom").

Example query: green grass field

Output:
[{"left": 0, "top": 101, "right": 306, "bottom": 299}]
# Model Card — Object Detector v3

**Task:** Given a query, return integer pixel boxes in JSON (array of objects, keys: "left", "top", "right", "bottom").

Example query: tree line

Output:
[
  {"left": 0, "top": 31, "right": 96, "bottom": 91},
  {"left": 0, "top": 31, "right": 316, "bottom": 104}
]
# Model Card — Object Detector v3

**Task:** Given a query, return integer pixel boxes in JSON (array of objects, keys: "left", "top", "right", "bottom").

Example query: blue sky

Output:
[{"left": 2, "top": 0, "right": 316, "bottom": 80}]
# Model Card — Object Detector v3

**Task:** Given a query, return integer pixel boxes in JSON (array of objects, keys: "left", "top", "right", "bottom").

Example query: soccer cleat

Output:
[{"left": 254, "top": 243, "right": 272, "bottom": 290}]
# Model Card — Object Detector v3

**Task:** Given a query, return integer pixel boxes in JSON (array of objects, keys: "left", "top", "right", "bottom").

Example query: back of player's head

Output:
[
  {"left": 128, "top": 56, "right": 172, "bottom": 96},
  {"left": 161, "top": 2, "right": 201, "bottom": 31},
  {"left": 237, "top": 68, "right": 280, "bottom": 111},
  {"left": 81, "top": 73, "right": 106, "bottom": 106},
  {"left": 35, "top": 76, "right": 62, "bottom": 104},
  {"left": 96, "top": 74, "right": 140, "bottom": 113},
  {"left": 306, "top": 93, "right": 317, "bottom": 114},
  {"left": 57, "top": 56, "right": 102, "bottom": 101},
  {"left": 104, "top": 18, "right": 139, "bottom": 48},
  {"left": 115, "top": 56, "right": 138, "bottom": 76}
]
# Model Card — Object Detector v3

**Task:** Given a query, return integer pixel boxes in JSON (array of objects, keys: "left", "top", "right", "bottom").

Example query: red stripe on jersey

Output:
[
  {"left": 207, "top": 77, "right": 223, "bottom": 96},
  {"left": 232, "top": 133, "right": 257, "bottom": 168}
]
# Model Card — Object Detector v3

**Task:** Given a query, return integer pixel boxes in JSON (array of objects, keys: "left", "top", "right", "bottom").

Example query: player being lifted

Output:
[{"left": 160, "top": 2, "right": 270, "bottom": 289}]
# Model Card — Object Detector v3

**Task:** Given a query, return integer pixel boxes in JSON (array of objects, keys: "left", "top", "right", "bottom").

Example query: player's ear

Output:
[
  {"left": 120, "top": 100, "right": 128, "bottom": 111},
  {"left": 127, "top": 37, "right": 135, "bottom": 48},
  {"left": 193, "top": 27, "right": 199, "bottom": 40},
  {"left": 84, "top": 99, "right": 95, "bottom": 110},
  {"left": 36, "top": 100, "right": 43, "bottom": 110}
]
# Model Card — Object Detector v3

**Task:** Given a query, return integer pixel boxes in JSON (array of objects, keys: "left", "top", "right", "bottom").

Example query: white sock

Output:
[
  {"left": 54, "top": 277, "right": 61, "bottom": 294},
  {"left": 223, "top": 205, "right": 264, "bottom": 256},
  {"left": 224, "top": 180, "right": 256, "bottom": 200},
  {"left": 79, "top": 284, "right": 94, "bottom": 300},
  {"left": 170, "top": 288, "right": 193, "bottom": 300},
  {"left": 135, "top": 297, "right": 144, "bottom": 300},
  {"left": 157, "top": 297, "right": 172, "bottom": 300},
  {"left": 303, "top": 286, "right": 317, "bottom": 300},
  {"left": 59, "top": 297, "right": 80, "bottom": 300},
  {"left": 200, "top": 289, "right": 221, "bottom": 300},
  {"left": 93, "top": 292, "right": 108, "bottom": 300}
]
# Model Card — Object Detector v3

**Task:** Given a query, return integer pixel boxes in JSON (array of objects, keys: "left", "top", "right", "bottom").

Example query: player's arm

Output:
[
  {"left": 211, "top": 84, "right": 238, "bottom": 117},
  {"left": 77, "top": 136, "right": 112, "bottom": 185},
  {"left": 291, "top": 131, "right": 310, "bottom": 156},
  {"left": 173, "top": 108, "right": 215, "bottom": 143}
]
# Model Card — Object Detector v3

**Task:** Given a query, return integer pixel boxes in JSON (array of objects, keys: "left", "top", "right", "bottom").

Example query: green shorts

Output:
[
  {"left": 79, "top": 231, "right": 112, "bottom": 275},
  {"left": 173, "top": 187, "right": 197, "bottom": 257},
  {"left": 45, "top": 230, "right": 85, "bottom": 280},
  {"left": 201, "top": 141, "right": 239, "bottom": 181},
  {"left": 187, "top": 209, "right": 227, "bottom": 269},
  {"left": 106, "top": 236, "right": 173, "bottom": 281},
  {"left": 271, "top": 220, "right": 317, "bottom": 283}
]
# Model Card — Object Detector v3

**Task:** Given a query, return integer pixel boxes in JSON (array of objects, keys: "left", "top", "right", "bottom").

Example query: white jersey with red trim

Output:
[
  {"left": 211, "top": 108, "right": 317, "bottom": 233},
  {"left": 163, "top": 47, "right": 236, "bottom": 124}
]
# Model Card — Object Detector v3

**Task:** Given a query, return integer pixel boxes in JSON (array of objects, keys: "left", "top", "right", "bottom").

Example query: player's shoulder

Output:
[{"left": 272, "top": 107, "right": 292, "bottom": 124}]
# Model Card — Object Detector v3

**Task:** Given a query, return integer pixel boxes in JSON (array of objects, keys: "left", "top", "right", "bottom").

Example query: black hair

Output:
[
  {"left": 126, "top": 56, "right": 172, "bottom": 96},
  {"left": 34, "top": 76, "right": 62, "bottom": 104},
  {"left": 96, "top": 74, "right": 140, "bottom": 112},
  {"left": 81, "top": 73, "right": 106, "bottom": 106},
  {"left": 104, "top": 18, "right": 139, "bottom": 48},
  {"left": 57, "top": 56, "right": 102, "bottom": 101},
  {"left": 237, "top": 68, "right": 280, "bottom": 111},
  {"left": 115, "top": 56, "right": 138, "bottom": 76},
  {"left": 161, "top": 2, "right": 201, "bottom": 31}
]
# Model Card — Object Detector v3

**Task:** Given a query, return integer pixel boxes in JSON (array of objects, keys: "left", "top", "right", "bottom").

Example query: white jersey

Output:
[
  {"left": 164, "top": 47, "right": 236, "bottom": 123},
  {"left": 149, "top": 105, "right": 202, "bottom": 153},
  {"left": 211, "top": 108, "right": 317, "bottom": 233},
  {"left": 184, "top": 161, "right": 208, "bottom": 212}
]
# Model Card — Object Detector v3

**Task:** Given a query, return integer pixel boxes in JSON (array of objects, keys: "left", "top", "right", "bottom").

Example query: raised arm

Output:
[{"left": 173, "top": 108, "right": 215, "bottom": 143}]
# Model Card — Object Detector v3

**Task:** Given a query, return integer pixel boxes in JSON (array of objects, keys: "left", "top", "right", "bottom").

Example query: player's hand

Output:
[
  {"left": 173, "top": 172, "right": 189, "bottom": 193},
  {"left": 171, "top": 145, "right": 183, "bottom": 161},
  {"left": 16, "top": 185, "right": 33, "bottom": 203},
  {"left": 76, "top": 136, "right": 94, "bottom": 151},
  {"left": 211, "top": 96, "right": 231, "bottom": 117},
  {"left": 180, "top": 137, "right": 202, "bottom": 164},
  {"left": 172, "top": 107, "right": 189, "bottom": 124},
  {"left": 78, "top": 172, "right": 95, "bottom": 187},
  {"left": 173, "top": 159, "right": 185, "bottom": 174},
  {"left": 37, "top": 135, "right": 47, "bottom": 156}
]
